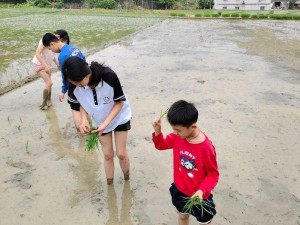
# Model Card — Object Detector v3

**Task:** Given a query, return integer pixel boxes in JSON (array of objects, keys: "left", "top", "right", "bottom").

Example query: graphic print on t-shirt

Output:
[{"left": 179, "top": 150, "right": 198, "bottom": 178}]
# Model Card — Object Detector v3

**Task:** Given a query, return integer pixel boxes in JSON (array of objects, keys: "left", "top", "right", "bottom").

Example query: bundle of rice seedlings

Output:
[
  {"left": 183, "top": 196, "right": 214, "bottom": 216},
  {"left": 85, "top": 116, "right": 100, "bottom": 152},
  {"left": 159, "top": 108, "right": 169, "bottom": 120}
]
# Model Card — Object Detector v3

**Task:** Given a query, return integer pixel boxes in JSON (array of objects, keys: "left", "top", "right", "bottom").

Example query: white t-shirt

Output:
[
  {"left": 32, "top": 39, "right": 55, "bottom": 66},
  {"left": 74, "top": 67, "right": 131, "bottom": 133}
]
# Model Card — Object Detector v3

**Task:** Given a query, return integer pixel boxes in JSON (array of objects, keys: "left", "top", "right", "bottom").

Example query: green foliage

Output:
[
  {"left": 269, "top": 14, "right": 294, "bottom": 20},
  {"left": 251, "top": 14, "right": 258, "bottom": 19},
  {"left": 177, "top": 13, "right": 185, "bottom": 16},
  {"left": 26, "top": 0, "right": 50, "bottom": 7},
  {"left": 241, "top": 13, "right": 250, "bottom": 18},
  {"left": 194, "top": 13, "right": 202, "bottom": 17},
  {"left": 198, "top": 0, "right": 213, "bottom": 9},
  {"left": 98, "top": 0, "right": 115, "bottom": 9},
  {"left": 203, "top": 13, "right": 211, "bottom": 17},
  {"left": 211, "top": 13, "right": 219, "bottom": 17},
  {"left": 55, "top": 0, "right": 64, "bottom": 8},
  {"left": 158, "top": 0, "right": 176, "bottom": 9},
  {"left": 170, "top": 12, "right": 177, "bottom": 16},
  {"left": 258, "top": 14, "right": 269, "bottom": 19},
  {"left": 293, "top": 14, "right": 300, "bottom": 19},
  {"left": 231, "top": 13, "right": 239, "bottom": 17},
  {"left": 222, "top": 13, "right": 230, "bottom": 17}
]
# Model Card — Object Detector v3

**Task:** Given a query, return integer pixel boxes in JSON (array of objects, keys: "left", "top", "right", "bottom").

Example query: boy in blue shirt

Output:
[{"left": 42, "top": 33, "right": 86, "bottom": 129}]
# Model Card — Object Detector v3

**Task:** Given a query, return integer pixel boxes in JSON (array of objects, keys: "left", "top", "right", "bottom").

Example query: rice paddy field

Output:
[
  {"left": 1, "top": 7, "right": 300, "bottom": 95},
  {"left": 0, "top": 7, "right": 165, "bottom": 94}
]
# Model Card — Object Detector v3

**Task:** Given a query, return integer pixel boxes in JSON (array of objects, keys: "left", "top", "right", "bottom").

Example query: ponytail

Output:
[{"left": 88, "top": 61, "right": 105, "bottom": 87}]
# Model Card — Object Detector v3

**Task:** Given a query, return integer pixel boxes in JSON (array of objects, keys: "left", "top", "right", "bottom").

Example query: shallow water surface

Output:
[{"left": 0, "top": 19, "right": 299, "bottom": 225}]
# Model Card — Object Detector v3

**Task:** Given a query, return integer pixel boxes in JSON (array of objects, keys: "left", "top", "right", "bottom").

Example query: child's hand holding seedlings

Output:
[
  {"left": 79, "top": 107, "right": 91, "bottom": 134},
  {"left": 192, "top": 190, "right": 203, "bottom": 199},
  {"left": 152, "top": 119, "right": 162, "bottom": 135},
  {"left": 91, "top": 123, "right": 106, "bottom": 136}
]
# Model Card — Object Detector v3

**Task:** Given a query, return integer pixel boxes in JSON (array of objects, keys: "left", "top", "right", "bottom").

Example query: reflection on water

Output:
[
  {"left": 45, "top": 107, "right": 100, "bottom": 207},
  {"left": 105, "top": 182, "right": 133, "bottom": 225}
]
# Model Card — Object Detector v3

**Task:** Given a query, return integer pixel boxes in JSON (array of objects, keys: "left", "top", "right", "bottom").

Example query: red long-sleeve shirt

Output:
[{"left": 152, "top": 132, "right": 219, "bottom": 199}]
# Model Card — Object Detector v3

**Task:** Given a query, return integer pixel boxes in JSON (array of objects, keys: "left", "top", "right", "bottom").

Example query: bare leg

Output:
[
  {"left": 37, "top": 70, "right": 52, "bottom": 110},
  {"left": 178, "top": 213, "right": 189, "bottom": 225},
  {"left": 114, "top": 131, "right": 130, "bottom": 180},
  {"left": 99, "top": 133, "right": 114, "bottom": 184}
]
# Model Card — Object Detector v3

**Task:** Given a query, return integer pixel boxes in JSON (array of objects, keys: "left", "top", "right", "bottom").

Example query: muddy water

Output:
[{"left": 0, "top": 19, "right": 299, "bottom": 225}]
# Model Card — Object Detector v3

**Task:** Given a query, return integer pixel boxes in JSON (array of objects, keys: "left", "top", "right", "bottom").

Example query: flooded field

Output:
[
  {"left": 0, "top": 19, "right": 299, "bottom": 225},
  {"left": 0, "top": 12, "right": 161, "bottom": 95}
]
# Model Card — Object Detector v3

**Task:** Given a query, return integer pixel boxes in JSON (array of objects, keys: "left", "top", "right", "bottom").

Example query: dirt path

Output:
[{"left": 0, "top": 19, "right": 299, "bottom": 225}]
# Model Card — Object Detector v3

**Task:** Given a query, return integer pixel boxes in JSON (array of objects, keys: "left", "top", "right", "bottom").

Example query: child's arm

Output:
[
  {"left": 92, "top": 101, "right": 124, "bottom": 136},
  {"left": 58, "top": 54, "right": 68, "bottom": 101},
  {"left": 53, "top": 57, "right": 60, "bottom": 70},
  {"left": 79, "top": 106, "right": 90, "bottom": 134},
  {"left": 197, "top": 148, "right": 219, "bottom": 198},
  {"left": 152, "top": 119, "right": 162, "bottom": 135},
  {"left": 152, "top": 119, "right": 175, "bottom": 150}
]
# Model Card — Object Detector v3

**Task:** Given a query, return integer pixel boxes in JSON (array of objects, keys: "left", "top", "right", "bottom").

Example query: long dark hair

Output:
[
  {"left": 62, "top": 56, "right": 105, "bottom": 87},
  {"left": 54, "top": 29, "right": 70, "bottom": 44}
]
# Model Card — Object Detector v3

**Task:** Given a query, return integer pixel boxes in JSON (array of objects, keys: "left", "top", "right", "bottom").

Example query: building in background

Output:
[{"left": 214, "top": 0, "right": 289, "bottom": 10}]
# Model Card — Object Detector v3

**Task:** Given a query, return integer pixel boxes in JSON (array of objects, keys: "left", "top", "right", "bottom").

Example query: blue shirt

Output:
[{"left": 58, "top": 44, "right": 86, "bottom": 94}]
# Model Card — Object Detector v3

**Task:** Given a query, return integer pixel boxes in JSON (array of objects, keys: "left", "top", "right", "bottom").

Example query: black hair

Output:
[
  {"left": 62, "top": 56, "right": 105, "bottom": 88},
  {"left": 54, "top": 29, "right": 70, "bottom": 44},
  {"left": 42, "top": 33, "right": 59, "bottom": 47},
  {"left": 167, "top": 100, "right": 198, "bottom": 127}
]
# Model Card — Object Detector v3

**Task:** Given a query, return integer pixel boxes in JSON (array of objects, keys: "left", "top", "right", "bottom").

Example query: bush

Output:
[
  {"left": 241, "top": 13, "right": 250, "bottom": 18},
  {"left": 203, "top": 13, "right": 211, "bottom": 17},
  {"left": 212, "top": 13, "right": 220, "bottom": 17},
  {"left": 231, "top": 13, "right": 239, "bottom": 17},
  {"left": 98, "top": 0, "right": 116, "bottom": 9},
  {"left": 170, "top": 12, "right": 177, "bottom": 16},
  {"left": 293, "top": 15, "right": 300, "bottom": 20},
  {"left": 222, "top": 13, "right": 230, "bottom": 17},
  {"left": 194, "top": 13, "right": 202, "bottom": 17},
  {"left": 178, "top": 13, "right": 186, "bottom": 17},
  {"left": 258, "top": 14, "right": 269, "bottom": 19},
  {"left": 251, "top": 14, "right": 258, "bottom": 19},
  {"left": 27, "top": 0, "right": 50, "bottom": 7}
]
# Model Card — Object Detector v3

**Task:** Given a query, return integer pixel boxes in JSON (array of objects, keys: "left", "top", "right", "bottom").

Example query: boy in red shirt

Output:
[{"left": 152, "top": 100, "right": 219, "bottom": 225}]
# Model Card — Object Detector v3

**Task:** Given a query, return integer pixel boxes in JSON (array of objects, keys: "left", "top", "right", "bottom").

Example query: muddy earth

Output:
[{"left": 0, "top": 19, "right": 299, "bottom": 225}]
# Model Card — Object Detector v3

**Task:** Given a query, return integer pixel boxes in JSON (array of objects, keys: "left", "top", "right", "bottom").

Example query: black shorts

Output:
[
  {"left": 169, "top": 183, "right": 216, "bottom": 224},
  {"left": 102, "top": 120, "right": 131, "bottom": 136},
  {"left": 67, "top": 83, "right": 80, "bottom": 111}
]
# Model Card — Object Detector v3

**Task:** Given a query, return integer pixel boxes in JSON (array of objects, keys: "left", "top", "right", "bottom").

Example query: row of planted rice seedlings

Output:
[{"left": 0, "top": 13, "right": 161, "bottom": 88}]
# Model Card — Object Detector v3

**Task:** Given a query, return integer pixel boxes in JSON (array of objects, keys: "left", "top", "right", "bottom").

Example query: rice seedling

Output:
[
  {"left": 25, "top": 140, "right": 30, "bottom": 154},
  {"left": 39, "top": 129, "right": 43, "bottom": 139},
  {"left": 183, "top": 196, "right": 214, "bottom": 216},
  {"left": 159, "top": 108, "right": 169, "bottom": 120},
  {"left": 85, "top": 116, "right": 100, "bottom": 152},
  {"left": 2, "top": 137, "right": 9, "bottom": 147}
]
